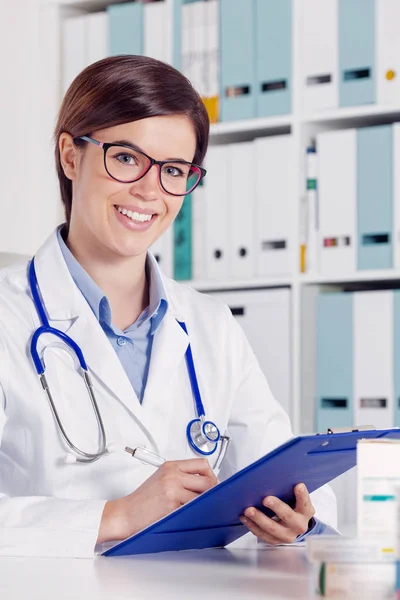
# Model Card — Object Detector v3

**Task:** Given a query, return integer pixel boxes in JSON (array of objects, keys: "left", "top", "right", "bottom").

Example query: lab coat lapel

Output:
[
  {"left": 33, "top": 231, "right": 160, "bottom": 449},
  {"left": 141, "top": 306, "right": 189, "bottom": 452}
]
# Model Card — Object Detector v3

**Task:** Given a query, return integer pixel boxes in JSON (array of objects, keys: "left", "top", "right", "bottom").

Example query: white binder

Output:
[
  {"left": 192, "top": 1, "right": 207, "bottom": 96},
  {"left": 229, "top": 141, "right": 256, "bottom": 279},
  {"left": 150, "top": 229, "right": 173, "bottom": 279},
  {"left": 191, "top": 184, "right": 206, "bottom": 281},
  {"left": 376, "top": 0, "right": 400, "bottom": 106},
  {"left": 301, "top": 0, "right": 338, "bottom": 113},
  {"left": 394, "top": 123, "right": 400, "bottom": 269},
  {"left": 254, "top": 135, "right": 293, "bottom": 277},
  {"left": 206, "top": 0, "right": 219, "bottom": 102},
  {"left": 204, "top": 145, "right": 230, "bottom": 280},
  {"left": 353, "top": 291, "right": 394, "bottom": 430},
  {"left": 318, "top": 129, "right": 357, "bottom": 275},
  {"left": 87, "top": 12, "right": 109, "bottom": 65},
  {"left": 144, "top": 0, "right": 168, "bottom": 63},
  {"left": 62, "top": 15, "right": 86, "bottom": 93},
  {"left": 209, "top": 289, "right": 291, "bottom": 418}
]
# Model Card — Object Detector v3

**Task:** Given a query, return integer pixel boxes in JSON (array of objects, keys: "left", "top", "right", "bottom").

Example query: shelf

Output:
[
  {"left": 302, "top": 104, "right": 400, "bottom": 129},
  {"left": 209, "top": 114, "right": 292, "bottom": 143},
  {"left": 299, "top": 269, "right": 400, "bottom": 286},
  {"left": 179, "top": 276, "right": 293, "bottom": 292}
]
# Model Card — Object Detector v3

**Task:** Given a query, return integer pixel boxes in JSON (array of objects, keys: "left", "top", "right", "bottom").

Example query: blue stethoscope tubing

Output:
[{"left": 28, "top": 257, "right": 225, "bottom": 463}]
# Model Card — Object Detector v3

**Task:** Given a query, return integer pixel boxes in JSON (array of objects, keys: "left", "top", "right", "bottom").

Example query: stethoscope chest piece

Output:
[{"left": 187, "top": 417, "right": 221, "bottom": 455}]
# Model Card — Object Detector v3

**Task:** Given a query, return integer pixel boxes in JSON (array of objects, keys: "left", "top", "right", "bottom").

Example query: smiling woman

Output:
[{"left": 0, "top": 54, "right": 337, "bottom": 559}]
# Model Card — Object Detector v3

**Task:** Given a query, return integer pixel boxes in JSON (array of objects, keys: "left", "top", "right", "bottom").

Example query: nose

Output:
[{"left": 129, "top": 163, "right": 160, "bottom": 201}]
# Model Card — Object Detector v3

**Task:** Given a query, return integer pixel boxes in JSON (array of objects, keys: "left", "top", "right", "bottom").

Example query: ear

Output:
[{"left": 58, "top": 132, "right": 82, "bottom": 180}]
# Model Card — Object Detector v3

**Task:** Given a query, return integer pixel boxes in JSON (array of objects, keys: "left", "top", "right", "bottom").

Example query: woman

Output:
[{"left": 0, "top": 56, "right": 336, "bottom": 557}]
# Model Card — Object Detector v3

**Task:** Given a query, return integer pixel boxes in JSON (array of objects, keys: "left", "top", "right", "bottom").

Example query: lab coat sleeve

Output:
[
  {"left": 219, "top": 312, "right": 338, "bottom": 547},
  {"left": 0, "top": 331, "right": 107, "bottom": 558}
]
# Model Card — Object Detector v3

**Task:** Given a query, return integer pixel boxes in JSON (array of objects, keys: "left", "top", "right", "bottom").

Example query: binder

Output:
[
  {"left": 86, "top": 12, "right": 109, "bottom": 65},
  {"left": 150, "top": 229, "right": 173, "bottom": 279},
  {"left": 143, "top": 0, "right": 168, "bottom": 63},
  {"left": 305, "top": 143, "right": 319, "bottom": 274},
  {"left": 203, "top": 145, "right": 230, "bottom": 280},
  {"left": 191, "top": 182, "right": 206, "bottom": 281},
  {"left": 173, "top": 194, "right": 192, "bottom": 281},
  {"left": 301, "top": 0, "right": 338, "bottom": 113},
  {"left": 357, "top": 125, "right": 393, "bottom": 270},
  {"left": 220, "top": 0, "right": 255, "bottom": 121},
  {"left": 393, "top": 291, "right": 400, "bottom": 428},
  {"left": 254, "top": 0, "right": 292, "bottom": 117},
  {"left": 103, "top": 428, "right": 400, "bottom": 556},
  {"left": 203, "top": 0, "right": 219, "bottom": 124},
  {"left": 107, "top": 1, "right": 143, "bottom": 56},
  {"left": 316, "top": 293, "right": 353, "bottom": 433},
  {"left": 376, "top": 0, "right": 400, "bottom": 107},
  {"left": 62, "top": 15, "right": 86, "bottom": 93},
  {"left": 229, "top": 142, "right": 255, "bottom": 279},
  {"left": 211, "top": 289, "right": 291, "bottom": 417},
  {"left": 318, "top": 129, "right": 357, "bottom": 275},
  {"left": 254, "top": 135, "right": 293, "bottom": 277},
  {"left": 353, "top": 291, "right": 394, "bottom": 430},
  {"left": 338, "top": 0, "right": 375, "bottom": 107},
  {"left": 394, "top": 124, "right": 400, "bottom": 269}
]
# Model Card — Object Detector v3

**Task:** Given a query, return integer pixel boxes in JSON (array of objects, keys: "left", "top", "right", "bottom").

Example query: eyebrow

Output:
[{"left": 110, "top": 139, "right": 192, "bottom": 163}]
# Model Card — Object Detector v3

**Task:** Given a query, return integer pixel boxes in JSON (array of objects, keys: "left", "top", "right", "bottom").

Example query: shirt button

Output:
[{"left": 117, "top": 337, "right": 127, "bottom": 346}]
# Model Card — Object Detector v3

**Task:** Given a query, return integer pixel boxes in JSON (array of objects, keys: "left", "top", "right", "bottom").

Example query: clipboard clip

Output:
[{"left": 326, "top": 425, "right": 375, "bottom": 435}]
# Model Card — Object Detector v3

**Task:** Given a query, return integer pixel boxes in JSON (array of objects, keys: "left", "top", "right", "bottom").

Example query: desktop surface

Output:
[{"left": 0, "top": 546, "right": 317, "bottom": 600}]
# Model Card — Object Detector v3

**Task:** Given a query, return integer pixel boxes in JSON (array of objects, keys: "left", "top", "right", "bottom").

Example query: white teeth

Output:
[{"left": 117, "top": 206, "right": 153, "bottom": 223}]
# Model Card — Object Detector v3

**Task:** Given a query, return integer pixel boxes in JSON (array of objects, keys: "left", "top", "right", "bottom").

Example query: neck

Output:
[{"left": 65, "top": 227, "right": 149, "bottom": 331}]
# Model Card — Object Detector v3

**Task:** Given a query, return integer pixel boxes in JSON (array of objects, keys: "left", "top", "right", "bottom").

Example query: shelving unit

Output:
[{"left": 23, "top": 0, "right": 400, "bottom": 441}]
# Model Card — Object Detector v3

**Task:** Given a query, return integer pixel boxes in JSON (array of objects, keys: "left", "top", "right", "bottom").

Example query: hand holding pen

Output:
[{"left": 97, "top": 448, "right": 218, "bottom": 545}]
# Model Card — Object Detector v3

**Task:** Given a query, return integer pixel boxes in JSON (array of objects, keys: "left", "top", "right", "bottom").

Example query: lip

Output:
[
  {"left": 114, "top": 203, "right": 156, "bottom": 216},
  {"left": 113, "top": 205, "right": 157, "bottom": 232}
]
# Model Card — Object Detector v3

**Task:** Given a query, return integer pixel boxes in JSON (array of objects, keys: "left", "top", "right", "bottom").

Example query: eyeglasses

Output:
[{"left": 73, "top": 135, "right": 206, "bottom": 196}]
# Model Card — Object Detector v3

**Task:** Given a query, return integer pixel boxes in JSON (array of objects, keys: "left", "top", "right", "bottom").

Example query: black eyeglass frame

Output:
[{"left": 73, "top": 135, "right": 207, "bottom": 196}]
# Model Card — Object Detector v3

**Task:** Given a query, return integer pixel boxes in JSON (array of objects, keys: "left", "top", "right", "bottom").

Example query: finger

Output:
[
  {"left": 174, "top": 458, "right": 216, "bottom": 480},
  {"left": 294, "top": 483, "right": 316, "bottom": 519},
  {"left": 242, "top": 506, "right": 301, "bottom": 543},
  {"left": 263, "top": 495, "right": 306, "bottom": 531},
  {"left": 181, "top": 472, "right": 217, "bottom": 494},
  {"left": 239, "top": 514, "right": 292, "bottom": 546},
  {"left": 179, "top": 488, "right": 201, "bottom": 506}
]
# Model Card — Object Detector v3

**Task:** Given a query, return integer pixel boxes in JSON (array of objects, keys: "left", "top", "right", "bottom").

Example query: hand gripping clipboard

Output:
[{"left": 103, "top": 427, "right": 400, "bottom": 556}]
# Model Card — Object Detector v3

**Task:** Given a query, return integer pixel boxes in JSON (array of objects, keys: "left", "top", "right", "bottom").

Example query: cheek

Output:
[{"left": 165, "top": 197, "right": 184, "bottom": 219}]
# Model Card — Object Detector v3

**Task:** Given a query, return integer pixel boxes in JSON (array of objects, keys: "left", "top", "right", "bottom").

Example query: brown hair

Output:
[{"left": 54, "top": 55, "right": 210, "bottom": 223}]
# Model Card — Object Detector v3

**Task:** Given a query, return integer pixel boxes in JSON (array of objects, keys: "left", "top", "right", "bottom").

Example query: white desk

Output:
[{"left": 0, "top": 547, "right": 318, "bottom": 600}]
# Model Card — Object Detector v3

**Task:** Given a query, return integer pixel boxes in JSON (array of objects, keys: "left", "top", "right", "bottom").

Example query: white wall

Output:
[{"left": 0, "top": 0, "right": 63, "bottom": 255}]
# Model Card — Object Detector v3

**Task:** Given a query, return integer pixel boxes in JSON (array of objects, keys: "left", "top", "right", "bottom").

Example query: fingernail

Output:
[
  {"left": 240, "top": 516, "right": 247, "bottom": 524},
  {"left": 245, "top": 508, "right": 255, "bottom": 518},
  {"left": 298, "top": 484, "right": 305, "bottom": 493},
  {"left": 263, "top": 497, "right": 274, "bottom": 508}
]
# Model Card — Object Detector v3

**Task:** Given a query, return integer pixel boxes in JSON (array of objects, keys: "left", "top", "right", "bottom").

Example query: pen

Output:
[{"left": 125, "top": 446, "right": 166, "bottom": 467}]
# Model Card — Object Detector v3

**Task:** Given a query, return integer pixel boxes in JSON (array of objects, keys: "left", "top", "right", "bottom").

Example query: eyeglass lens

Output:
[{"left": 105, "top": 146, "right": 201, "bottom": 195}]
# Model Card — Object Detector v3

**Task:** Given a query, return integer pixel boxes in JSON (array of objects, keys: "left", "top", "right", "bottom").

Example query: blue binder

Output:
[
  {"left": 316, "top": 293, "right": 353, "bottom": 433},
  {"left": 254, "top": 0, "right": 292, "bottom": 117},
  {"left": 394, "top": 292, "right": 400, "bottom": 428},
  {"left": 103, "top": 428, "right": 400, "bottom": 556},
  {"left": 357, "top": 125, "right": 393, "bottom": 270},
  {"left": 220, "top": 0, "right": 255, "bottom": 121},
  {"left": 338, "top": 0, "right": 375, "bottom": 106},
  {"left": 108, "top": 1, "right": 144, "bottom": 56}
]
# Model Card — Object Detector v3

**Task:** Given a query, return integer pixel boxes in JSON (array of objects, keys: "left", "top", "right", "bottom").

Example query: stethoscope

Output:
[{"left": 28, "top": 257, "right": 230, "bottom": 467}]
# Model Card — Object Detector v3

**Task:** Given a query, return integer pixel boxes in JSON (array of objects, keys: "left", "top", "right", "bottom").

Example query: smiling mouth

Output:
[{"left": 114, "top": 205, "right": 155, "bottom": 223}]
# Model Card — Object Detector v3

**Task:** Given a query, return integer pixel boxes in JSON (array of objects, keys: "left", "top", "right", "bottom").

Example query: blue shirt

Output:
[{"left": 57, "top": 228, "right": 168, "bottom": 402}]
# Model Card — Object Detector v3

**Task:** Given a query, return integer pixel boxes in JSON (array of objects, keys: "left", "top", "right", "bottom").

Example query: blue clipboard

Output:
[{"left": 103, "top": 428, "right": 400, "bottom": 556}]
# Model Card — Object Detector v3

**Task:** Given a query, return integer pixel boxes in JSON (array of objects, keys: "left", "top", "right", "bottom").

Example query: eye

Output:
[
  {"left": 163, "top": 165, "right": 186, "bottom": 178},
  {"left": 114, "top": 152, "right": 137, "bottom": 166}
]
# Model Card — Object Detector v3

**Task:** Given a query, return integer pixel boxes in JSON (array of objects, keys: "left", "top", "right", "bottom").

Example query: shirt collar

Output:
[{"left": 57, "top": 226, "right": 168, "bottom": 333}]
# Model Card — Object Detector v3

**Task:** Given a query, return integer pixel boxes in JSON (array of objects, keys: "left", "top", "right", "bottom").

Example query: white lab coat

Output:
[{"left": 0, "top": 231, "right": 337, "bottom": 557}]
